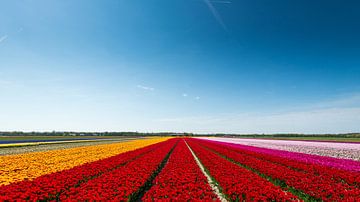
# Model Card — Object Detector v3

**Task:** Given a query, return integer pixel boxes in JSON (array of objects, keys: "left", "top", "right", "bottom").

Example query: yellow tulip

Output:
[{"left": 0, "top": 137, "right": 171, "bottom": 185}]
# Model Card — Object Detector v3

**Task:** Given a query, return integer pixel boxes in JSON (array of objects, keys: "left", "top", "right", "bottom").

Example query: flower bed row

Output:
[
  {"left": 186, "top": 139, "right": 299, "bottom": 201},
  {"left": 0, "top": 139, "right": 175, "bottom": 201},
  {"left": 201, "top": 137, "right": 360, "bottom": 163},
  {"left": 204, "top": 140, "right": 360, "bottom": 187},
  {"left": 142, "top": 139, "right": 218, "bottom": 201},
  {"left": 0, "top": 137, "right": 170, "bottom": 185},
  {"left": 194, "top": 139, "right": 360, "bottom": 201},
  {"left": 59, "top": 138, "right": 178, "bottom": 201}
]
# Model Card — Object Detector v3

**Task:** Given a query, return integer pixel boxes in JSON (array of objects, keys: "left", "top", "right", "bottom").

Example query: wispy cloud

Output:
[
  {"left": 154, "top": 94, "right": 360, "bottom": 133},
  {"left": 137, "top": 85, "right": 155, "bottom": 91},
  {"left": 0, "top": 79, "right": 13, "bottom": 86},
  {"left": 17, "top": 28, "right": 24, "bottom": 33},
  {"left": 195, "top": 96, "right": 200, "bottom": 100},
  {"left": 154, "top": 107, "right": 360, "bottom": 134},
  {"left": 211, "top": 0, "right": 232, "bottom": 4},
  {"left": 0, "top": 35, "right": 8, "bottom": 43},
  {"left": 182, "top": 93, "right": 188, "bottom": 97},
  {"left": 315, "top": 94, "right": 360, "bottom": 108},
  {"left": 287, "top": 93, "right": 360, "bottom": 112},
  {"left": 202, "top": 0, "right": 228, "bottom": 31}
]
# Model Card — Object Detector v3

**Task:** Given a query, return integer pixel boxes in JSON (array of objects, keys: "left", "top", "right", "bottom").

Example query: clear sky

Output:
[{"left": 1, "top": 0, "right": 360, "bottom": 133}]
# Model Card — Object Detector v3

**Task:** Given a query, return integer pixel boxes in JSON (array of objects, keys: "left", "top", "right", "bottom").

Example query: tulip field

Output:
[{"left": 1, "top": 137, "right": 360, "bottom": 201}]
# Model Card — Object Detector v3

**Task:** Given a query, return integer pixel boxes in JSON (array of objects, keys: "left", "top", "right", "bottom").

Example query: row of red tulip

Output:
[
  {"left": 186, "top": 139, "right": 300, "bottom": 202},
  {"left": 0, "top": 139, "right": 175, "bottom": 201},
  {"left": 209, "top": 140, "right": 360, "bottom": 188},
  {"left": 142, "top": 139, "right": 219, "bottom": 201},
  {"left": 59, "top": 139, "right": 178, "bottom": 201},
  {"left": 194, "top": 139, "right": 360, "bottom": 201}
]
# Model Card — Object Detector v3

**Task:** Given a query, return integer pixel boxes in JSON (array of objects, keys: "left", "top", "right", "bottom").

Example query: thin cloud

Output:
[
  {"left": 154, "top": 107, "right": 360, "bottom": 134},
  {"left": 195, "top": 96, "right": 200, "bottom": 100},
  {"left": 211, "top": 0, "right": 232, "bottom": 4},
  {"left": 0, "top": 79, "right": 13, "bottom": 86},
  {"left": 153, "top": 94, "right": 360, "bottom": 133},
  {"left": 202, "top": 0, "right": 228, "bottom": 31},
  {"left": 0, "top": 35, "right": 8, "bottom": 43},
  {"left": 290, "top": 93, "right": 360, "bottom": 112},
  {"left": 17, "top": 28, "right": 24, "bottom": 33},
  {"left": 137, "top": 85, "right": 155, "bottom": 91},
  {"left": 182, "top": 93, "right": 188, "bottom": 97}
]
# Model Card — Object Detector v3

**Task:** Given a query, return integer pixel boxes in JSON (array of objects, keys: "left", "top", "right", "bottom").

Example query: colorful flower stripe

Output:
[
  {"left": 194, "top": 139, "right": 360, "bottom": 201},
  {"left": 59, "top": 138, "right": 178, "bottom": 201},
  {"left": 200, "top": 137, "right": 360, "bottom": 161},
  {"left": 203, "top": 139, "right": 360, "bottom": 187},
  {"left": 186, "top": 139, "right": 299, "bottom": 201},
  {"left": 200, "top": 137, "right": 360, "bottom": 172},
  {"left": 0, "top": 140, "right": 171, "bottom": 201},
  {"left": 0, "top": 139, "right": 112, "bottom": 148},
  {"left": 142, "top": 139, "right": 218, "bottom": 201},
  {"left": 0, "top": 137, "right": 170, "bottom": 185}
]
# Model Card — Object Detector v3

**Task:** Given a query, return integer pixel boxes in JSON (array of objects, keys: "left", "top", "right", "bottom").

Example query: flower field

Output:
[
  {"left": 0, "top": 137, "right": 170, "bottom": 185},
  {"left": 1, "top": 137, "right": 360, "bottom": 201},
  {"left": 201, "top": 137, "right": 360, "bottom": 161},
  {"left": 142, "top": 140, "right": 218, "bottom": 201}
]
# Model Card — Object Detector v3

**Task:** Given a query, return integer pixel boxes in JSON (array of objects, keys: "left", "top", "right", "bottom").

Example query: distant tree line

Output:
[
  {"left": 0, "top": 131, "right": 359, "bottom": 138},
  {"left": 209, "top": 133, "right": 360, "bottom": 138},
  {"left": 0, "top": 131, "right": 184, "bottom": 137}
]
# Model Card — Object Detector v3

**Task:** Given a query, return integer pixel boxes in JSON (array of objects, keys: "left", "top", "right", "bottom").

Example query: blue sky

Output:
[{"left": 1, "top": 0, "right": 360, "bottom": 133}]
